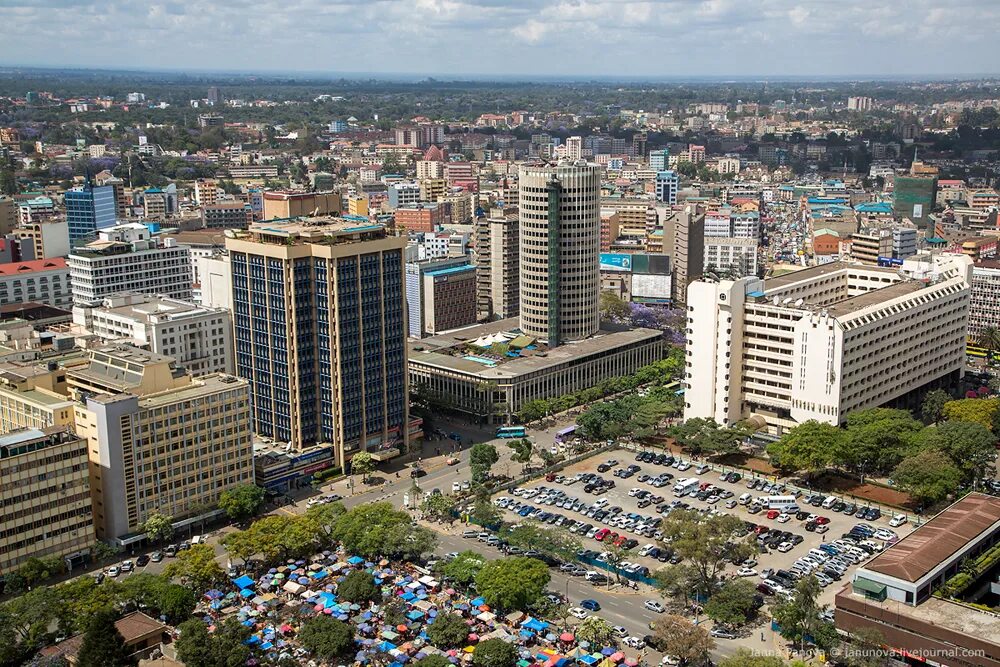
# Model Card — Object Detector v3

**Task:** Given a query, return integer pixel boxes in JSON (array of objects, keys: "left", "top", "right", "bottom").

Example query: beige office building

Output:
[
  {"left": 475, "top": 207, "right": 520, "bottom": 320},
  {"left": 261, "top": 191, "right": 343, "bottom": 221},
  {"left": 66, "top": 346, "right": 253, "bottom": 544},
  {"left": 685, "top": 255, "right": 972, "bottom": 435},
  {"left": 0, "top": 361, "right": 76, "bottom": 433},
  {"left": 519, "top": 161, "right": 602, "bottom": 345},
  {"left": 0, "top": 426, "right": 95, "bottom": 572}
]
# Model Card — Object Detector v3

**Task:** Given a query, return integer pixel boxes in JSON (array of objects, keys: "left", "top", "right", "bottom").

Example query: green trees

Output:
[
  {"left": 517, "top": 399, "right": 550, "bottom": 423},
  {"left": 176, "top": 617, "right": 254, "bottom": 667},
  {"left": 164, "top": 544, "right": 224, "bottom": 591},
  {"left": 439, "top": 551, "right": 486, "bottom": 586},
  {"left": 331, "top": 502, "right": 437, "bottom": 561},
  {"left": 718, "top": 649, "right": 788, "bottom": 667},
  {"left": 772, "top": 576, "right": 838, "bottom": 652},
  {"left": 891, "top": 450, "right": 963, "bottom": 505},
  {"left": 218, "top": 484, "right": 266, "bottom": 523},
  {"left": 668, "top": 418, "right": 752, "bottom": 456},
  {"left": 421, "top": 493, "right": 457, "bottom": 523},
  {"left": 419, "top": 655, "right": 454, "bottom": 667},
  {"left": 142, "top": 511, "right": 174, "bottom": 545},
  {"left": 704, "top": 579, "right": 759, "bottom": 628},
  {"left": 921, "top": 389, "right": 952, "bottom": 424},
  {"left": 76, "top": 610, "right": 136, "bottom": 667},
  {"left": 470, "top": 443, "right": 499, "bottom": 482},
  {"left": 337, "top": 570, "right": 381, "bottom": 604},
  {"left": 472, "top": 638, "right": 519, "bottom": 667},
  {"left": 599, "top": 291, "right": 631, "bottom": 320},
  {"left": 659, "top": 510, "right": 756, "bottom": 600},
  {"left": 840, "top": 409, "right": 923, "bottom": 477},
  {"left": 918, "top": 420, "right": 997, "bottom": 482},
  {"left": 977, "top": 326, "right": 1000, "bottom": 351},
  {"left": 767, "top": 420, "right": 843, "bottom": 474},
  {"left": 299, "top": 617, "right": 355, "bottom": 661},
  {"left": 469, "top": 499, "right": 502, "bottom": 527},
  {"left": 651, "top": 615, "right": 714, "bottom": 666},
  {"left": 501, "top": 523, "right": 581, "bottom": 564},
  {"left": 574, "top": 616, "right": 615, "bottom": 646},
  {"left": 474, "top": 557, "right": 550, "bottom": 611},
  {"left": 427, "top": 611, "right": 471, "bottom": 648},
  {"left": 350, "top": 451, "right": 376, "bottom": 481}
]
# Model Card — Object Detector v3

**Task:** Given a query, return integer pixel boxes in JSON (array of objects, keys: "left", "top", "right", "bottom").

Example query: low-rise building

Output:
[
  {"left": 202, "top": 202, "right": 253, "bottom": 229},
  {"left": 836, "top": 493, "right": 1000, "bottom": 667},
  {"left": 409, "top": 319, "right": 663, "bottom": 422},
  {"left": 73, "top": 293, "right": 234, "bottom": 375},
  {"left": 405, "top": 259, "right": 477, "bottom": 338},
  {"left": 0, "top": 258, "right": 72, "bottom": 308},
  {"left": 0, "top": 360, "right": 77, "bottom": 432},
  {"left": 0, "top": 426, "right": 95, "bottom": 572}
]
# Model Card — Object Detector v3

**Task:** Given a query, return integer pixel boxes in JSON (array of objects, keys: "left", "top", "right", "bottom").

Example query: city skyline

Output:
[{"left": 1, "top": 0, "right": 999, "bottom": 78}]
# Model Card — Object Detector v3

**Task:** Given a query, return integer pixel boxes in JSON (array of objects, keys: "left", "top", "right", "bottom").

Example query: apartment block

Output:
[
  {"left": 704, "top": 237, "right": 760, "bottom": 278},
  {"left": 475, "top": 207, "right": 520, "bottom": 321},
  {"left": 73, "top": 293, "right": 234, "bottom": 376},
  {"left": 0, "top": 427, "right": 95, "bottom": 572},
  {"left": 67, "top": 346, "right": 254, "bottom": 544},
  {"left": 202, "top": 202, "right": 253, "bottom": 229},
  {"left": 67, "top": 224, "right": 192, "bottom": 305},
  {"left": 226, "top": 218, "right": 408, "bottom": 466},
  {"left": 685, "top": 255, "right": 972, "bottom": 435}
]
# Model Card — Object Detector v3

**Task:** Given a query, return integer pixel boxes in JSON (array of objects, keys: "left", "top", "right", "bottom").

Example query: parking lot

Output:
[{"left": 490, "top": 448, "right": 917, "bottom": 609}]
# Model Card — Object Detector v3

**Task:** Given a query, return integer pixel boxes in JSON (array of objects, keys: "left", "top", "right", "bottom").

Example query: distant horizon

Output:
[{"left": 1, "top": 64, "right": 999, "bottom": 86}]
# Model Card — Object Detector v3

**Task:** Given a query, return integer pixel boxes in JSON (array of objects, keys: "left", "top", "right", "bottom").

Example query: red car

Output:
[
  {"left": 766, "top": 510, "right": 780, "bottom": 520},
  {"left": 814, "top": 516, "right": 831, "bottom": 525},
  {"left": 613, "top": 534, "right": 628, "bottom": 547},
  {"left": 594, "top": 528, "right": 610, "bottom": 541}
]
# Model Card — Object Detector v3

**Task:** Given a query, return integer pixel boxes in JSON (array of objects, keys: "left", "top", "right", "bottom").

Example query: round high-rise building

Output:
[{"left": 518, "top": 161, "right": 601, "bottom": 345}]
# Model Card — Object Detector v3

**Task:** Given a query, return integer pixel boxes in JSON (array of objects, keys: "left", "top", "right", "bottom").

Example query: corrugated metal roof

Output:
[{"left": 863, "top": 493, "right": 1000, "bottom": 583}]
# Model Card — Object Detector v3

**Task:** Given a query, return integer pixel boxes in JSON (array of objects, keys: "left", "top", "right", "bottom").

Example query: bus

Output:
[
  {"left": 495, "top": 426, "right": 527, "bottom": 439},
  {"left": 555, "top": 425, "right": 577, "bottom": 442}
]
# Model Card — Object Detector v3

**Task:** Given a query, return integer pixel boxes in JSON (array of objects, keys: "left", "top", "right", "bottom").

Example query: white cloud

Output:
[{"left": 0, "top": 0, "right": 997, "bottom": 76}]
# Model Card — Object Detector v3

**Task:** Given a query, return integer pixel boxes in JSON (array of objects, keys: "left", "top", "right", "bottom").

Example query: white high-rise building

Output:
[
  {"left": 684, "top": 255, "right": 972, "bottom": 435},
  {"left": 518, "top": 161, "right": 601, "bottom": 345},
  {"left": 565, "top": 136, "right": 583, "bottom": 161},
  {"left": 67, "top": 223, "right": 192, "bottom": 305}
]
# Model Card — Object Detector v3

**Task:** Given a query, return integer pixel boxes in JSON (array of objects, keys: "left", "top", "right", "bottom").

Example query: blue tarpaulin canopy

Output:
[
  {"left": 522, "top": 618, "right": 548, "bottom": 632},
  {"left": 470, "top": 597, "right": 485, "bottom": 607},
  {"left": 240, "top": 588, "right": 255, "bottom": 598},
  {"left": 578, "top": 656, "right": 598, "bottom": 665},
  {"left": 233, "top": 575, "right": 254, "bottom": 589},
  {"left": 407, "top": 611, "right": 424, "bottom": 620},
  {"left": 348, "top": 556, "right": 365, "bottom": 565},
  {"left": 400, "top": 592, "right": 416, "bottom": 601}
]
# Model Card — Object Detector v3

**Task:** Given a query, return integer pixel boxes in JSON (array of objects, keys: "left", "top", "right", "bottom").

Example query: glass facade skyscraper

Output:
[
  {"left": 227, "top": 219, "right": 408, "bottom": 466},
  {"left": 66, "top": 184, "right": 116, "bottom": 242}
]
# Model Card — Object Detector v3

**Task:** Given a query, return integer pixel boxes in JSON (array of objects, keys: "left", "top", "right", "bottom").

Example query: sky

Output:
[{"left": 1, "top": 0, "right": 998, "bottom": 79}]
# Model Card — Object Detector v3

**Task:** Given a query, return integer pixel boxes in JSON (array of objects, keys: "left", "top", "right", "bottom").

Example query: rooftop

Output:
[
  {"left": 0, "top": 258, "right": 67, "bottom": 275},
  {"left": 862, "top": 493, "right": 1000, "bottom": 584},
  {"left": 410, "top": 319, "right": 662, "bottom": 379},
  {"left": 230, "top": 217, "right": 388, "bottom": 246}
]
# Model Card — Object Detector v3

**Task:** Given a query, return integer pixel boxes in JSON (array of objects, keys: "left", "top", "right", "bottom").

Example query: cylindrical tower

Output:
[{"left": 518, "top": 161, "right": 601, "bottom": 345}]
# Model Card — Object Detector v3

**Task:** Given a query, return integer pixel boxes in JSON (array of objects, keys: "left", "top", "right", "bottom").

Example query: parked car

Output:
[
  {"left": 644, "top": 600, "right": 665, "bottom": 613},
  {"left": 580, "top": 599, "right": 601, "bottom": 611}
]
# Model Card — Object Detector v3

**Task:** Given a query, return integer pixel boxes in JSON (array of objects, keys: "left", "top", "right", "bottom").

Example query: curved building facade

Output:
[{"left": 518, "top": 162, "right": 601, "bottom": 345}]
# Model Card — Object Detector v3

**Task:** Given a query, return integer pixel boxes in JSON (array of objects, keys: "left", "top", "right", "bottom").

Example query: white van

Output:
[
  {"left": 738, "top": 493, "right": 752, "bottom": 505},
  {"left": 821, "top": 496, "right": 838, "bottom": 509},
  {"left": 762, "top": 495, "right": 799, "bottom": 511},
  {"left": 673, "top": 478, "right": 699, "bottom": 496}
]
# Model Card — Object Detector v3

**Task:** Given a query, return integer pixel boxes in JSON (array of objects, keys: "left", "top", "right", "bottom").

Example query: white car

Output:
[
  {"left": 452, "top": 481, "right": 462, "bottom": 492},
  {"left": 776, "top": 513, "right": 790, "bottom": 523},
  {"left": 568, "top": 607, "right": 589, "bottom": 619},
  {"left": 737, "top": 567, "right": 757, "bottom": 577},
  {"left": 661, "top": 657, "right": 680, "bottom": 666},
  {"left": 613, "top": 626, "right": 629, "bottom": 639},
  {"left": 107, "top": 565, "right": 121, "bottom": 577},
  {"left": 706, "top": 495, "right": 720, "bottom": 504},
  {"left": 873, "top": 528, "right": 897, "bottom": 542},
  {"left": 624, "top": 637, "right": 646, "bottom": 650},
  {"left": 696, "top": 464, "right": 710, "bottom": 474},
  {"left": 644, "top": 600, "right": 665, "bottom": 613},
  {"left": 777, "top": 542, "right": 793, "bottom": 553},
  {"left": 889, "top": 514, "right": 908, "bottom": 528},
  {"left": 676, "top": 461, "right": 692, "bottom": 471}
]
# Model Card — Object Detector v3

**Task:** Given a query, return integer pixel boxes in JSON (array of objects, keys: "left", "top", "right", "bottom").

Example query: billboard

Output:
[
  {"left": 632, "top": 274, "right": 673, "bottom": 302},
  {"left": 600, "top": 253, "right": 634, "bottom": 272}
]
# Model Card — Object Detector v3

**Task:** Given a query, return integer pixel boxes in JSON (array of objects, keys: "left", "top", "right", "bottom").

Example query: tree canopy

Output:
[
  {"left": 891, "top": 450, "right": 963, "bottom": 505},
  {"left": 331, "top": 502, "right": 437, "bottom": 561},
  {"left": 472, "top": 638, "right": 519, "bottom": 667},
  {"left": 474, "top": 557, "right": 550, "bottom": 611},
  {"left": 218, "top": 484, "right": 266, "bottom": 522},
  {"left": 76, "top": 610, "right": 136, "bottom": 667},
  {"left": 337, "top": 570, "right": 382, "bottom": 604},
  {"left": 704, "top": 579, "right": 758, "bottom": 628},
  {"left": 427, "top": 612, "right": 471, "bottom": 648},
  {"left": 299, "top": 617, "right": 355, "bottom": 662},
  {"left": 659, "top": 510, "right": 755, "bottom": 599}
]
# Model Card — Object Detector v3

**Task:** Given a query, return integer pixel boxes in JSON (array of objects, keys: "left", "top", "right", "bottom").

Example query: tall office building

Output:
[
  {"left": 565, "top": 136, "right": 583, "bottom": 160},
  {"left": 67, "top": 346, "right": 253, "bottom": 544},
  {"left": 226, "top": 218, "right": 409, "bottom": 466},
  {"left": 684, "top": 254, "right": 972, "bottom": 435},
  {"left": 476, "top": 208, "right": 520, "bottom": 321},
  {"left": 65, "top": 183, "right": 117, "bottom": 242},
  {"left": 662, "top": 205, "right": 705, "bottom": 304},
  {"left": 518, "top": 162, "right": 601, "bottom": 345},
  {"left": 655, "top": 170, "right": 679, "bottom": 205}
]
